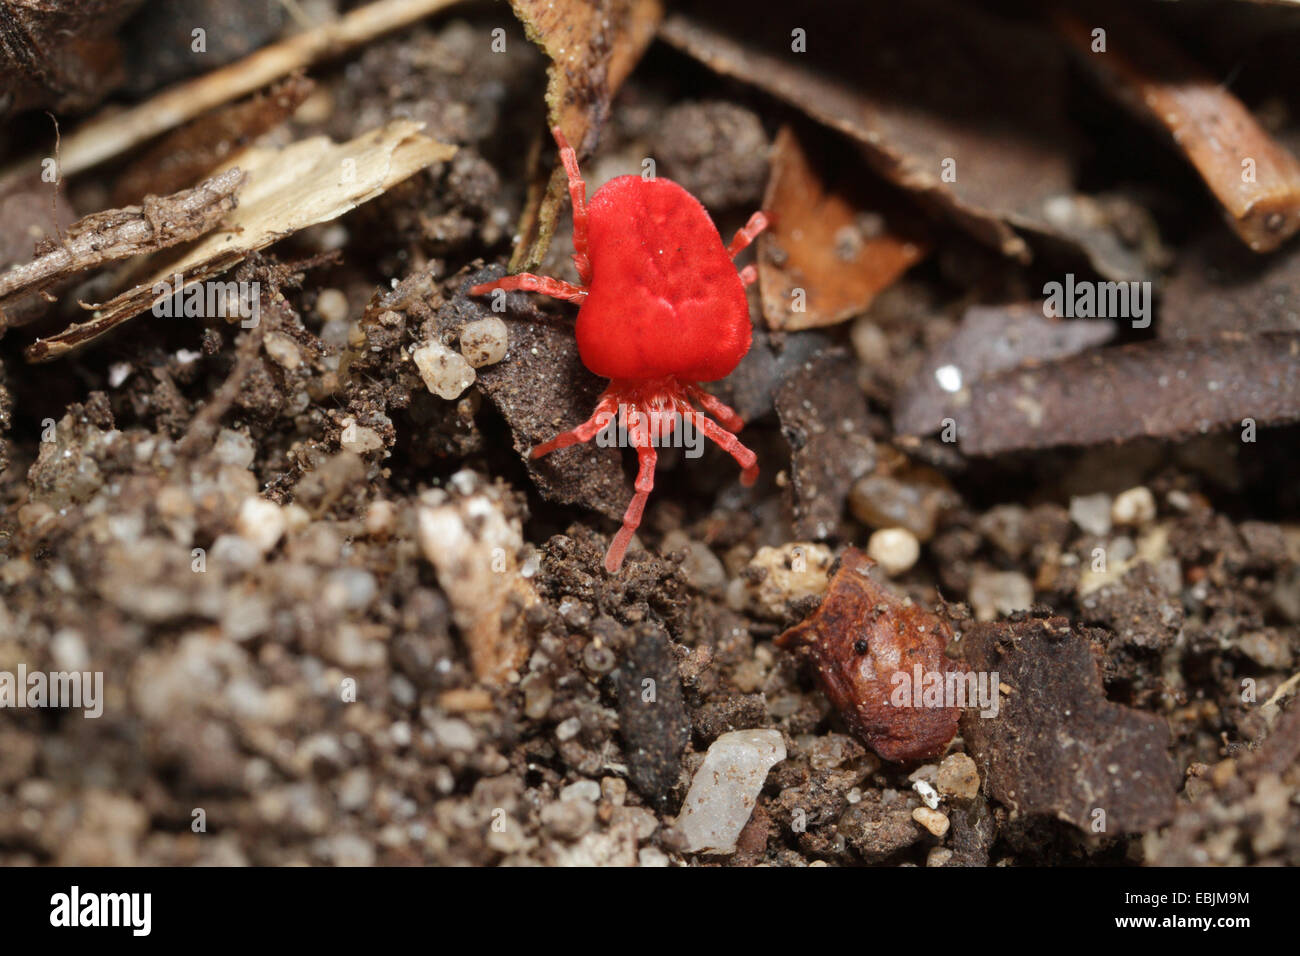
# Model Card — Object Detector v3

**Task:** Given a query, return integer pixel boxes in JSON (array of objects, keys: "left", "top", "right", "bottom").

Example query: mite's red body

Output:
[
  {"left": 576, "top": 176, "right": 752, "bottom": 381},
  {"left": 471, "top": 127, "right": 767, "bottom": 573}
]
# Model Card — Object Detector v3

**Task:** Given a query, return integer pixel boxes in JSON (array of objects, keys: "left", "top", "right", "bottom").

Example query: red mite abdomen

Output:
[{"left": 575, "top": 176, "right": 751, "bottom": 382}]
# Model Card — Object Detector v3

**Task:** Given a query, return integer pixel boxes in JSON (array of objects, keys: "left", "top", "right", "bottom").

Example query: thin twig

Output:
[
  {"left": 0, "top": 168, "right": 245, "bottom": 301},
  {"left": 0, "top": 0, "right": 462, "bottom": 182}
]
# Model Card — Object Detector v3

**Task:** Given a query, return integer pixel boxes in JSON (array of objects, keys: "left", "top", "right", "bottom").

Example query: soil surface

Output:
[{"left": 1, "top": 2, "right": 1298, "bottom": 867}]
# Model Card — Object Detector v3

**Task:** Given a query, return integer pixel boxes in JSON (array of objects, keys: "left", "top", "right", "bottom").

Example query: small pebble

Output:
[
  {"left": 849, "top": 317, "right": 889, "bottom": 367},
  {"left": 521, "top": 674, "right": 553, "bottom": 720},
  {"left": 315, "top": 288, "right": 348, "bottom": 324},
  {"left": 324, "top": 568, "right": 377, "bottom": 612},
  {"left": 412, "top": 340, "right": 476, "bottom": 399},
  {"left": 661, "top": 530, "right": 726, "bottom": 590},
  {"left": 1111, "top": 486, "right": 1156, "bottom": 527},
  {"left": 282, "top": 503, "right": 311, "bottom": 533},
  {"left": 236, "top": 497, "right": 286, "bottom": 554},
  {"left": 214, "top": 429, "right": 255, "bottom": 469},
  {"left": 926, "top": 847, "right": 954, "bottom": 867},
  {"left": 364, "top": 499, "right": 397, "bottom": 537},
  {"left": 555, "top": 716, "right": 582, "bottom": 742},
  {"left": 638, "top": 846, "right": 670, "bottom": 867},
  {"left": 978, "top": 504, "right": 1030, "bottom": 559},
  {"left": 675, "top": 729, "right": 786, "bottom": 854},
  {"left": 601, "top": 777, "right": 628, "bottom": 806},
  {"left": 912, "top": 806, "right": 950, "bottom": 837},
  {"left": 339, "top": 418, "right": 385, "bottom": 452},
  {"left": 458, "top": 317, "right": 509, "bottom": 368},
  {"left": 210, "top": 533, "right": 261, "bottom": 571},
  {"left": 430, "top": 718, "right": 476, "bottom": 751},
  {"left": 1069, "top": 492, "right": 1112, "bottom": 536},
  {"left": 582, "top": 642, "right": 616, "bottom": 674},
  {"left": 263, "top": 331, "right": 301, "bottom": 369},
  {"left": 867, "top": 527, "right": 920, "bottom": 576},
  {"left": 559, "top": 780, "right": 602, "bottom": 803},
  {"left": 912, "top": 779, "right": 940, "bottom": 809},
  {"left": 541, "top": 798, "right": 596, "bottom": 840},
  {"left": 936, "top": 753, "right": 981, "bottom": 801},
  {"left": 51, "top": 629, "right": 89, "bottom": 671},
  {"left": 968, "top": 568, "right": 1034, "bottom": 622},
  {"left": 222, "top": 596, "right": 271, "bottom": 642},
  {"left": 850, "top": 473, "right": 952, "bottom": 542}
]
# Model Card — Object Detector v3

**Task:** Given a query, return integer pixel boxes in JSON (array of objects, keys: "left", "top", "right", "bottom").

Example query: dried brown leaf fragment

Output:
[
  {"left": 758, "top": 126, "right": 928, "bottom": 332},
  {"left": 507, "top": 0, "right": 663, "bottom": 271}
]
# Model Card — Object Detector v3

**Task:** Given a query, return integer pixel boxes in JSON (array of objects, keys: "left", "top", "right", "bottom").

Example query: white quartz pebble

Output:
[{"left": 675, "top": 729, "right": 786, "bottom": 854}]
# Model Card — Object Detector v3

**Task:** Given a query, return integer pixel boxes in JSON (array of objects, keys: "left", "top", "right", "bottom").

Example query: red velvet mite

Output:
[{"left": 471, "top": 127, "right": 768, "bottom": 573}]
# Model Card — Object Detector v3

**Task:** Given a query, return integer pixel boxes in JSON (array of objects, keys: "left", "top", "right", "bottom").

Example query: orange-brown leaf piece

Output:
[
  {"left": 508, "top": 0, "right": 662, "bottom": 271},
  {"left": 776, "top": 549, "right": 959, "bottom": 762},
  {"left": 1056, "top": 7, "right": 1300, "bottom": 252},
  {"left": 759, "top": 126, "right": 928, "bottom": 331}
]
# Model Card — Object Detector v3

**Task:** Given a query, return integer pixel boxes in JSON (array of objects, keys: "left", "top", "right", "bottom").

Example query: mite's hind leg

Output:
[
  {"left": 682, "top": 383, "right": 745, "bottom": 433},
  {"left": 604, "top": 443, "right": 658, "bottom": 573},
  {"left": 531, "top": 396, "right": 618, "bottom": 458},
  {"left": 684, "top": 409, "right": 758, "bottom": 486}
]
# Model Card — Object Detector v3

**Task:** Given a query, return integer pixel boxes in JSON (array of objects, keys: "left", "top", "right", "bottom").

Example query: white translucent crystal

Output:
[{"left": 675, "top": 729, "right": 786, "bottom": 854}]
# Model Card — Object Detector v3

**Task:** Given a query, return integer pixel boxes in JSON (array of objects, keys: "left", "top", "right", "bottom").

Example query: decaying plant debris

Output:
[
  {"left": 26, "top": 120, "right": 455, "bottom": 360},
  {"left": 1055, "top": 6, "right": 1300, "bottom": 253},
  {"left": 1, "top": 0, "right": 1299, "bottom": 870},
  {"left": 0, "top": 167, "right": 246, "bottom": 308},
  {"left": 505, "top": 0, "right": 663, "bottom": 271}
]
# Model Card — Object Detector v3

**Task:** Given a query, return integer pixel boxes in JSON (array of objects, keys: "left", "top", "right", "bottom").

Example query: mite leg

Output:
[
  {"left": 531, "top": 396, "right": 618, "bottom": 458},
  {"left": 738, "top": 264, "right": 758, "bottom": 287},
  {"left": 604, "top": 442, "right": 658, "bottom": 573},
  {"left": 683, "top": 384, "right": 745, "bottom": 433},
  {"left": 727, "top": 210, "right": 769, "bottom": 258},
  {"left": 684, "top": 408, "right": 759, "bottom": 486},
  {"left": 551, "top": 126, "right": 592, "bottom": 285},
  {"left": 468, "top": 273, "right": 587, "bottom": 302}
]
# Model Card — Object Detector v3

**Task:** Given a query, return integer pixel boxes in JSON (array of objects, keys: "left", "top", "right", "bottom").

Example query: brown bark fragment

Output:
[
  {"left": 960, "top": 615, "right": 1179, "bottom": 834},
  {"left": 774, "top": 352, "right": 876, "bottom": 541},
  {"left": 661, "top": 0, "right": 1078, "bottom": 262},
  {"left": 112, "top": 75, "right": 314, "bottom": 207},
  {"left": 0, "top": 167, "right": 246, "bottom": 306},
  {"left": 954, "top": 333, "right": 1300, "bottom": 456}
]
